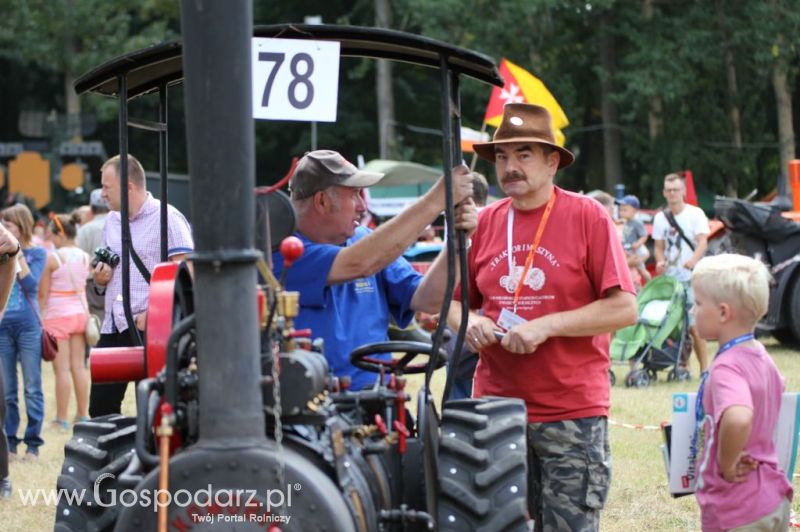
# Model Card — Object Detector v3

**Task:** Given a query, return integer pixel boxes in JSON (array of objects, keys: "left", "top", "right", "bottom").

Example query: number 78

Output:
[{"left": 258, "top": 52, "right": 315, "bottom": 110}]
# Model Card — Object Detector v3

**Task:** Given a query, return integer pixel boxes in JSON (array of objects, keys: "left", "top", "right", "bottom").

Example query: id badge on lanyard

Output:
[{"left": 498, "top": 307, "right": 526, "bottom": 330}]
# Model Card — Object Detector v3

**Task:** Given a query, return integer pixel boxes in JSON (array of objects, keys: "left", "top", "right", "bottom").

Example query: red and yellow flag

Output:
[{"left": 483, "top": 58, "right": 569, "bottom": 146}]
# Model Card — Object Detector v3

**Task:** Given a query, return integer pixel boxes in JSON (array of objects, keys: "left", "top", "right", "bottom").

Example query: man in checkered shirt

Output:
[{"left": 89, "top": 154, "right": 194, "bottom": 417}]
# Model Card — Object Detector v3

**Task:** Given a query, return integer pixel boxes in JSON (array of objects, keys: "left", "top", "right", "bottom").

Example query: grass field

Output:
[
  {"left": 409, "top": 336, "right": 800, "bottom": 531},
  {"left": 1, "top": 337, "right": 798, "bottom": 531}
]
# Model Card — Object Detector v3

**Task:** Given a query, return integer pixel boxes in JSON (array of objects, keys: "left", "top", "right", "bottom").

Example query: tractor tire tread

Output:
[
  {"left": 438, "top": 477, "right": 491, "bottom": 516},
  {"left": 97, "top": 424, "right": 137, "bottom": 451},
  {"left": 474, "top": 452, "right": 526, "bottom": 489},
  {"left": 54, "top": 415, "right": 136, "bottom": 532},
  {"left": 441, "top": 409, "right": 489, "bottom": 428},
  {"left": 439, "top": 435, "right": 490, "bottom": 466},
  {"left": 475, "top": 500, "right": 530, "bottom": 532},
  {"left": 437, "top": 397, "right": 529, "bottom": 531}
]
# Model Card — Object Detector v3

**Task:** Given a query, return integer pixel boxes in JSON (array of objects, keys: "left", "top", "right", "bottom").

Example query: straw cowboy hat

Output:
[{"left": 472, "top": 103, "right": 574, "bottom": 169}]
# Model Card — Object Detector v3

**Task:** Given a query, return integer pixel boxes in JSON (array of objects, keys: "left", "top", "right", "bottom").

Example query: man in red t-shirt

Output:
[{"left": 449, "top": 103, "right": 637, "bottom": 531}]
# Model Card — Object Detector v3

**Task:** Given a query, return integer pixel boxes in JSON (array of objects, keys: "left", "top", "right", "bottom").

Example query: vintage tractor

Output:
[
  {"left": 54, "top": 5, "right": 530, "bottom": 532},
  {"left": 708, "top": 160, "right": 800, "bottom": 346},
  {"left": 714, "top": 194, "right": 800, "bottom": 346}
]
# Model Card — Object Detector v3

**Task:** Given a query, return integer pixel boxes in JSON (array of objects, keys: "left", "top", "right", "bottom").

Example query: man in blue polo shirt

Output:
[{"left": 273, "top": 150, "right": 477, "bottom": 390}]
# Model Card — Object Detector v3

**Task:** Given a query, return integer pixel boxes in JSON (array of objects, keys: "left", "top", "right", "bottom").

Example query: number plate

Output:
[{"left": 252, "top": 38, "right": 340, "bottom": 122}]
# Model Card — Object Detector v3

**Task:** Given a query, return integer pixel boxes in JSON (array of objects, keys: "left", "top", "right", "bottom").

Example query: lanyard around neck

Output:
[
  {"left": 715, "top": 333, "right": 755, "bottom": 356},
  {"left": 691, "top": 332, "right": 755, "bottom": 460},
  {"left": 507, "top": 191, "right": 556, "bottom": 313}
]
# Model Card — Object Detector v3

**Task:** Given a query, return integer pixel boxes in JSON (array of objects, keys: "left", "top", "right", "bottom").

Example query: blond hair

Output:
[
  {"left": 691, "top": 254, "right": 771, "bottom": 322},
  {"left": 102, "top": 154, "right": 146, "bottom": 188}
]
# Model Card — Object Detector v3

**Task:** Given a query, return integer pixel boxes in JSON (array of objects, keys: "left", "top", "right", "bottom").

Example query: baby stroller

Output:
[{"left": 609, "top": 275, "right": 692, "bottom": 388}]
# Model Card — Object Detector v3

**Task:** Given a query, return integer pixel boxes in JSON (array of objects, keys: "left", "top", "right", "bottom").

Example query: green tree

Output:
[
  {"left": 2, "top": 0, "right": 797, "bottom": 206},
  {"left": 0, "top": 0, "right": 178, "bottom": 141}
]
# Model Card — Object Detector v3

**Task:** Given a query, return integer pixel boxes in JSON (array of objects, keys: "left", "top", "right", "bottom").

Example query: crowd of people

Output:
[
  {"left": 0, "top": 153, "right": 193, "bottom": 500},
  {"left": 0, "top": 186, "right": 110, "bottom": 497},
  {"left": 583, "top": 158, "right": 791, "bottom": 529},
  {"left": 0, "top": 106, "right": 794, "bottom": 530},
  {"left": 275, "top": 104, "right": 790, "bottom": 530}
]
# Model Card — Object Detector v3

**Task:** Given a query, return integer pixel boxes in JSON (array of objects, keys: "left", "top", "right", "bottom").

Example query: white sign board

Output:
[
  {"left": 663, "top": 392, "right": 800, "bottom": 497},
  {"left": 252, "top": 38, "right": 340, "bottom": 122}
]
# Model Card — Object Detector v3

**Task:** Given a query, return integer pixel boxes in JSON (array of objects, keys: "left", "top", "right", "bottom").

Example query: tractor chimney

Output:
[{"left": 180, "top": 0, "right": 265, "bottom": 442}]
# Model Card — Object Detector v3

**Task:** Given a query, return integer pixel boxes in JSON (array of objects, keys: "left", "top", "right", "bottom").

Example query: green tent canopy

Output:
[{"left": 362, "top": 159, "right": 442, "bottom": 216}]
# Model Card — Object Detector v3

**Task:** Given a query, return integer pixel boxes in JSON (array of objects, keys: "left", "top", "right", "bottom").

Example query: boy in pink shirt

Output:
[{"left": 691, "top": 254, "right": 793, "bottom": 531}]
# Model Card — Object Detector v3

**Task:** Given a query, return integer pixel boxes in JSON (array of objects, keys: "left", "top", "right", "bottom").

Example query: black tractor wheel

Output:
[
  {"left": 437, "top": 397, "right": 529, "bottom": 532},
  {"left": 608, "top": 369, "right": 616, "bottom": 387},
  {"left": 771, "top": 327, "right": 798, "bottom": 347},
  {"left": 783, "top": 275, "right": 800, "bottom": 346},
  {"left": 54, "top": 415, "right": 137, "bottom": 532}
]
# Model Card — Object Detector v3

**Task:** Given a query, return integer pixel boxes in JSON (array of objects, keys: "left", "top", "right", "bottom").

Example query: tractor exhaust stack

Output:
[{"left": 180, "top": 0, "right": 265, "bottom": 443}]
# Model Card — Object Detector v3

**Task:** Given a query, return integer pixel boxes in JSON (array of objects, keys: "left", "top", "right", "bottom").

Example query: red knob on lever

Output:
[
  {"left": 392, "top": 420, "right": 410, "bottom": 438},
  {"left": 280, "top": 236, "right": 304, "bottom": 268},
  {"left": 374, "top": 414, "right": 388, "bottom": 436}
]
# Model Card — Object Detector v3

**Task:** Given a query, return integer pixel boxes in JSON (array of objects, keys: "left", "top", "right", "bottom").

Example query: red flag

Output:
[
  {"left": 483, "top": 59, "right": 569, "bottom": 145},
  {"left": 483, "top": 60, "right": 526, "bottom": 124},
  {"left": 680, "top": 170, "right": 698, "bottom": 206}
]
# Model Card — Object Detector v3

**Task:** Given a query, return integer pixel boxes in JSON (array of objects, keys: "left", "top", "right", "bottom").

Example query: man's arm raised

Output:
[
  {"left": 409, "top": 199, "right": 478, "bottom": 313},
  {"left": 327, "top": 165, "right": 473, "bottom": 285}
]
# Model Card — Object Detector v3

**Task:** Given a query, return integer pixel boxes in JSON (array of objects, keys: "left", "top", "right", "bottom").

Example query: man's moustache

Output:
[{"left": 501, "top": 173, "right": 526, "bottom": 184}]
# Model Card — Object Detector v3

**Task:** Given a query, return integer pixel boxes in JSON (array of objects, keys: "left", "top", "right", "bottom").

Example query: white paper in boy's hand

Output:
[
  {"left": 666, "top": 392, "right": 800, "bottom": 497},
  {"left": 497, "top": 308, "right": 527, "bottom": 331}
]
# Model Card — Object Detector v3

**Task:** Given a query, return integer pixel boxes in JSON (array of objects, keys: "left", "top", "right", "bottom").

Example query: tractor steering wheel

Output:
[{"left": 349, "top": 341, "right": 447, "bottom": 375}]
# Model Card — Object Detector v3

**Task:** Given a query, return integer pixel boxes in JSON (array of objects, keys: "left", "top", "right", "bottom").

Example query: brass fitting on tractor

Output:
[
  {"left": 278, "top": 291, "right": 300, "bottom": 321},
  {"left": 305, "top": 391, "right": 329, "bottom": 413}
]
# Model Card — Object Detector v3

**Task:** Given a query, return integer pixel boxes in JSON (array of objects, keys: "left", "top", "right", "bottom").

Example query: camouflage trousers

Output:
[{"left": 527, "top": 416, "right": 611, "bottom": 532}]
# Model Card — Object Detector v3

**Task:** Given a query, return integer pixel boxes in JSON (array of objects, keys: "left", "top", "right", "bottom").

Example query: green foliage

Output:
[
  {"left": 0, "top": 0, "right": 181, "bottom": 178},
  {"left": 0, "top": 0, "right": 177, "bottom": 78},
  {"left": 400, "top": 0, "right": 800, "bottom": 203},
  {"left": 1, "top": 0, "right": 799, "bottom": 200}
]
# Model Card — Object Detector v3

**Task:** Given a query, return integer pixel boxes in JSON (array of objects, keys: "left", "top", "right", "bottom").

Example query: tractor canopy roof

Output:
[{"left": 75, "top": 23, "right": 502, "bottom": 99}]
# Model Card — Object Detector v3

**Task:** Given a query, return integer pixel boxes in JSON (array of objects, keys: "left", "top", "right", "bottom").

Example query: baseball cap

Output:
[
  {"left": 289, "top": 150, "right": 384, "bottom": 200},
  {"left": 89, "top": 188, "right": 108, "bottom": 209},
  {"left": 615, "top": 194, "right": 640, "bottom": 209}
]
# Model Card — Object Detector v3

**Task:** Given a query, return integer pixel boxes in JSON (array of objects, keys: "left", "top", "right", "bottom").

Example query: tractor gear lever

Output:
[
  {"left": 256, "top": 236, "right": 305, "bottom": 292},
  {"left": 261, "top": 236, "right": 306, "bottom": 337},
  {"left": 279, "top": 235, "right": 304, "bottom": 267}
]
